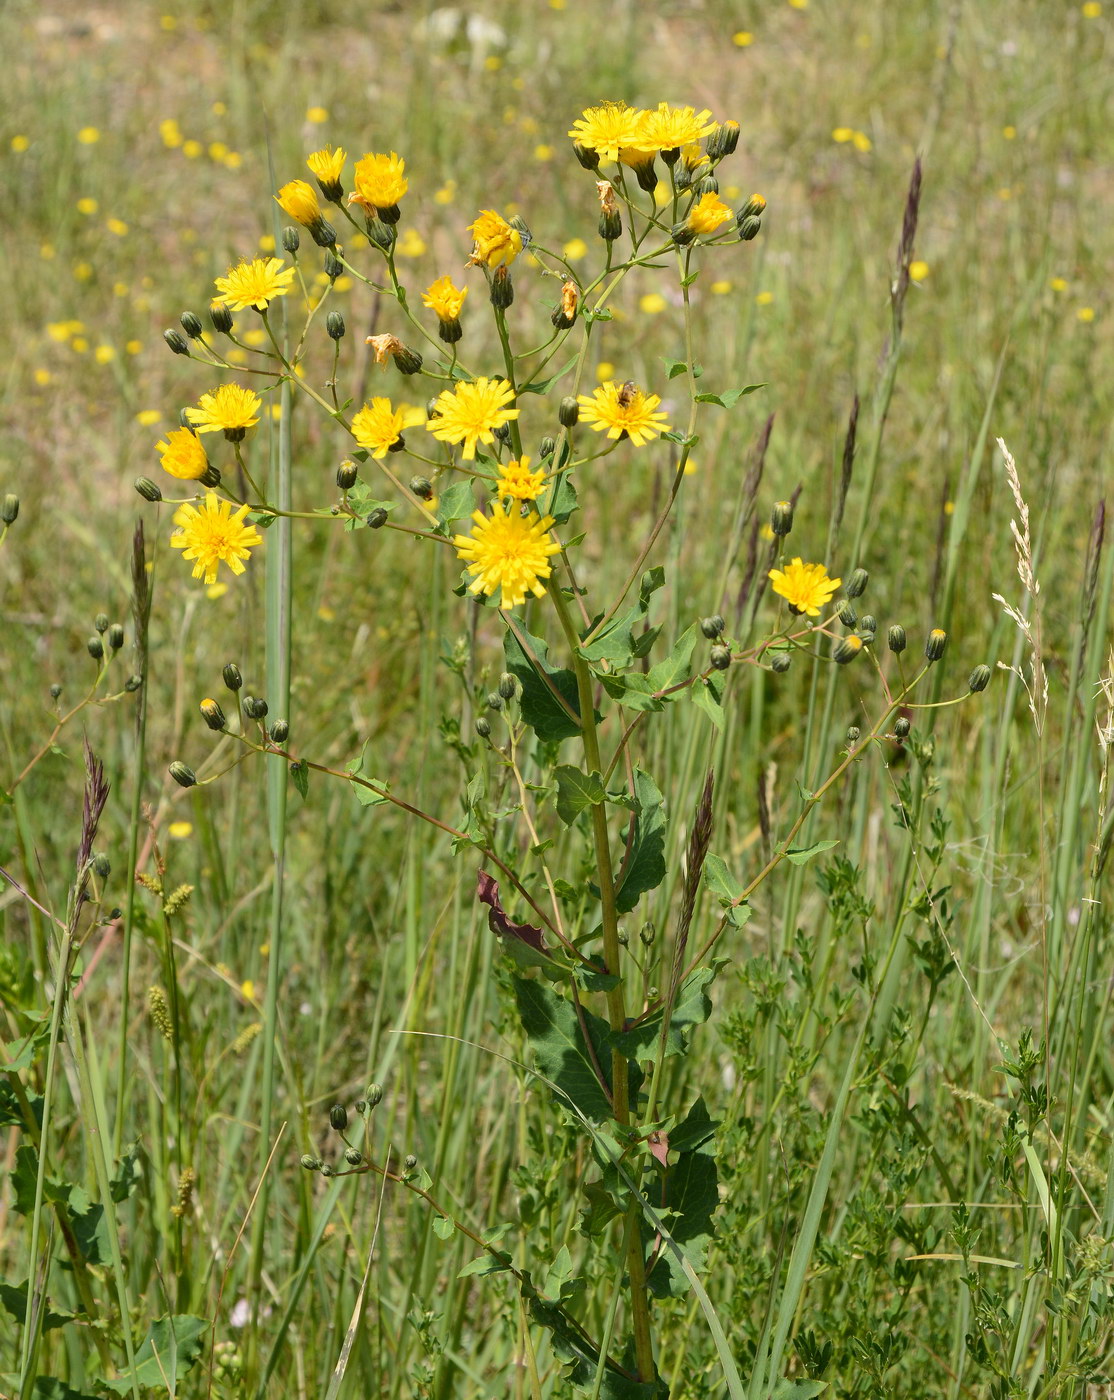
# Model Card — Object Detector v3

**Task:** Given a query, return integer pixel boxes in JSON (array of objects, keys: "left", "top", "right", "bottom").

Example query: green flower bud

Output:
[
  {"left": 770, "top": 653, "right": 791, "bottom": 673},
  {"left": 573, "top": 141, "right": 600, "bottom": 171},
  {"left": 243, "top": 695, "right": 269, "bottom": 720},
  {"left": 209, "top": 300, "right": 234, "bottom": 334},
  {"left": 180, "top": 311, "right": 204, "bottom": 340},
  {"left": 539, "top": 435, "right": 556, "bottom": 458},
  {"left": 87, "top": 635, "right": 104, "bottom": 660},
  {"left": 366, "top": 1083, "right": 383, "bottom": 1108},
  {"left": 859, "top": 614, "right": 877, "bottom": 635},
  {"left": 269, "top": 719, "right": 289, "bottom": 744},
  {"left": 367, "top": 507, "right": 389, "bottom": 529},
  {"left": 599, "top": 208, "right": 623, "bottom": 241},
  {"left": 107, "top": 623, "right": 124, "bottom": 651},
  {"left": 693, "top": 174, "right": 720, "bottom": 196},
  {"left": 894, "top": 716, "right": 911, "bottom": 738},
  {"left": 490, "top": 265, "right": 514, "bottom": 309},
  {"left": 737, "top": 214, "right": 762, "bottom": 241},
  {"left": 281, "top": 225, "right": 301, "bottom": 254},
  {"left": 706, "top": 120, "right": 740, "bottom": 160},
  {"left": 320, "top": 1163, "right": 334, "bottom": 1177},
  {"left": 393, "top": 343, "right": 423, "bottom": 375},
  {"left": 135, "top": 477, "right": 162, "bottom": 502},
  {"left": 163, "top": 328, "right": 190, "bottom": 355},
  {"left": 125, "top": 675, "right": 143, "bottom": 692},
  {"left": 169, "top": 761, "right": 197, "bottom": 788},
  {"left": 486, "top": 691, "right": 504, "bottom": 711},
  {"left": 409, "top": 476, "right": 433, "bottom": 500},
  {"left": 199, "top": 464, "right": 222, "bottom": 489},
  {"left": 498, "top": 671, "right": 518, "bottom": 701},
  {"left": 925, "top": 628, "right": 948, "bottom": 662},
  {"left": 437, "top": 315, "right": 463, "bottom": 344},
  {"left": 832, "top": 635, "right": 864, "bottom": 665},
  {"left": 1, "top": 494, "right": 18, "bottom": 525},
  {"left": 475, "top": 716, "right": 491, "bottom": 739},
  {"left": 558, "top": 395, "right": 579, "bottom": 428},
  {"left": 336, "top": 459, "right": 358, "bottom": 490},
  {"left": 329, "top": 1103, "right": 348, "bottom": 1131},
  {"left": 710, "top": 644, "right": 732, "bottom": 671},
  {"left": 403, "top": 1154, "right": 418, "bottom": 1172},
  {"left": 887, "top": 625, "right": 906, "bottom": 654},
  {"left": 366, "top": 218, "right": 395, "bottom": 250},
  {"left": 639, "top": 921, "right": 656, "bottom": 946},
  {"left": 50, "top": 683, "right": 62, "bottom": 700},
  {"left": 670, "top": 219, "right": 697, "bottom": 246},
  {"left": 200, "top": 697, "right": 226, "bottom": 731},
  {"left": 846, "top": 725, "right": 861, "bottom": 744},
  {"left": 327, "top": 311, "right": 345, "bottom": 341},
  {"left": 845, "top": 567, "right": 869, "bottom": 598},
  {"left": 354, "top": 1100, "right": 367, "bottom": 1114},
  {"left": 223, "top": 662, "right": 243, "bottom": 691},
  {"left": 94, "top": 612, "right": 110, "bottom": 633},
  {"left": 771, "top": 499, "right": 794, "bottom": 536},
  {"left": 91, "top": 852, "right": 111, "bottom": 879},
  {"left": 968, "top": 664, "right": 992, "bottom": 693},
  {"left": 344, "top": 1147, "right": 363, "bottom": 1166},
  {"left": 837, "top": 602, "right": 857, "bottom": 628},
  {"left": 309, "top": 218, "right": 337, "bottom": 249},
  {"left": 739, "top": 194, "right": 767, "bottom": 220},
  {"left": 324, "top": 250, "right": 344, "bottom": 280},
  {"left": 300, "top": 1154, "right": 320, "bottom": 1171},
  {"left": 700, "top": 615, "right": 726, "bottom": 639}
]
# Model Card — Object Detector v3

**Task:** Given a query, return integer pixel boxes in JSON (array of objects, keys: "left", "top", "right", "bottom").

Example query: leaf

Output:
[
  {"left": 642, "top": 1098, "right": 720, "bottom": 1298},
  {"left": 694, "top": 384, "right": 765, "bottom": 408},
  {"left": 110, "top": 1141, "right": 143, "bottom": 1203},
  {"left": 287, "top": 759, "right": 308, "bottom": 800},
  {"left": 434, "top": 478, "right": 475, "bottom": 533},
  {"left": 770, "top": 1383, "right": 828, "bottom": 1399},
  {"left": 100, "top": 1314, "right": 209, "bottom": 1394},
  {"left": 599, "top": 672, "right": 664, "bottom": 713},
  {"left": 786, "top": 839, "right": 840, "bottom": 865},
  {"left": 346, "top": 743, "right": 390, "bottom": 808},
  {"left": 342, "top": 484, "right": 395, "bottom": 531},
  {"left": 34, "top": 1382, "right": 100, "bottom": 1400},
  {"left": 647, "top": 624, "right": 698, "bottom": 692},
  {"left": 554, "top": 765, "right": 606, "bottom": 826},
  {"left": 579, "top": 605, "right": 642, "bottom": 667},
  {"left": 703, "top": 854, "right": 752, "bottom": 928},
  {"left": 432, "top": 1215, "right": 454, "bottom": 1239},
  {"left": 690, "top": 671, "right": 725, "bottom": 729},
  {"left": 639, "top": 567, "right": 666, "bottom": 604},
  {"left": 519, "top": 353, "right": 579, "bottom": 395},
  {"left": 547, "top": 471, "right": 579, "bottom": 526},
  {"left": 504, "top": 625, "right": 584, "bottom": 744},
  {"left": 458, "top": 1251, "right": 512, "bottom": 1279},
  {"left": 477, "top": 872, "right": 552, "bottom": 968},
  {"left": 661, "top": 357, "right": 703, "bottom": 380},
  {"left": 538, "top": 1244, "right": 583, "bottom": 1304},
  {"left": 615, "top": 770, "right": 667, "bottom": 914},
  {"left": 513, "top": 977, "right": 616, "bottom": 1122},
  {"left": 0, "top": 1280, "right": 75, "bottom": 1332},
  {"left": 608, "top": 964, "right": 721, "bottom": 1060}
]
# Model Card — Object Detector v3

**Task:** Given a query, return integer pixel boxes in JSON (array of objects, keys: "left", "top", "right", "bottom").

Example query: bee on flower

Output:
[{"left": 577, "top": 380, "right": 670, "bottom": 447}]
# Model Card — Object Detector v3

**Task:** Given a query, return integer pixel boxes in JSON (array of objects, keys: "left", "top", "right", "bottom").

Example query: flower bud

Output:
[
  {"left": 710, "top": 644, "right": 732, "bottom": 671},
  {"left": 367, "top": 507, "right": 389, "bottom": 529},
  {"left": 925, "top": 628, "right": 948, "bottom": 662},
  {"left": 107, "top": 623, "right": 124, "bottom": 651},
  {"left": 135, "top": 477, "right": 162, "bottom": 503},
  {"left": 887, "top": 625, "right": 906, "bottom": 654},
  {"left": 639, "top": 921, "right": 655, "bottom": 946},
  {"left": 509, "top": 213, "right": 532, "bottom": 246},
  {"left": 832, "top": 635, "right": 864, "bottom": 665},
  {"left": 169, "top": 761, "right": 197, "bottom": 788},
  {"left": 200, "top": 697, "right": 226, "bottom": 731},
  {"left": 324, "top": 250, "right": 344, "bottom": 280},
  {"left": 95, "top": 613, "right": 109, "bottom": 633},
  {"left": 366, "top": 218, "right": 395, "bottom": 250},
  {"left": 700, "top": 615, "right": 725, "bottom": 639},
  {"left": 309, "top": 219, "right": 337, "bottom": 248},
  {"left": 87, "top": 636, "right": 104, "bottom": 660},
  {"left": 598, "top": 208, "right": 623, "bottom": 242},
  {"left": 846, "top": 725, "right": 861, "bottom": 744},
  {"left": 968, "top": 664, "right": 992, "bottom": 693},
  {"left": 125, "top": 675, "right": 143, "bottom": 692},
  {"left": 558, "top": 396, "right": 579, "bottom": 428},
  {"left": 739, "top": 194, "right": 767, "bottom": 220},
  {"left": 180, "top": 311, "right": 204, "bottom": 340},
  {"left": 706, "top": 120, "right": 740, "bottom": 161},
  {"left": 670, "top": 219, "right": 697, "bottom": 247},
  {"left": 209, "top": 300, "right": 234, "bottom": 334},
  {"left": 2, "top": 494, "right": 20, "bottom": 525},
  {"left": 327, "top": 311, "right": 345, "bottom": 341},
  {"left": 366, "top": 1083, "right": 383, "bottom": 1108},
  {"left": 573, "top": 141, "right": 600, "bottom": 171},
  {"left": 770, "top": 653, "right": 791, "bottom": 673},
  {"left": 498, "top": 671, "right": 518, "bottom": 701},
  {"left": 403, "top": 1154, "right": 418, "bottom": 1172},
  {"left": 539, "top": 436, "right": 556, "bottom": 459},
  {"left": 344, "top": 1147, "right": 363, "bottom": 1166},
  {"left": 281, "top": 225, "right": 301, "bottom": 254},
  {"left": 737, "top": 214, "right": 762, "bottom": 241},
  {"left": 438, "top": 315, "right": 463, "bottom": 344},
  {"left": 475, "top": 717, "right": 491, "bottom": 738},
  {"left": 894, "top": 716, "right": 911, "bottom": 738},
  {"left": 92, "top": 852, "right": 112, "bottom": 879},
  {"left": 771, "top": 499, "right": 794, "bottom": 537},
  {"left": 50, "top": 683, "right": 62, "bottom": 700},
  {"left": 490, "top": 265, "right": 514, "bottom": 309},
  {"left": 393, "top": 343, "right": 423, "bottom": 375},
  {"left": 320, "top": 1164, "right": 334, "bottom": 1177},
  {"left": 300, "top": 1154, "right": 320, "bottom": 1172},
  {"left": 486, "top": 691, "right": 503, "bottom": 712},
  {"left": 859, "top": 614, "right": 877, "bottom": 635},
  {"left": 223, "top": 662, "right": 243, "bottom": 691},
  {"left": 269, "top": 719, "right": 289, "bottom": 744},
  {"left": 199, "top": 464, "right": 222, "bottom": 489},
  {"left": 837, "top": 602, "right": 857, "bottom": 628},
  {"left": 163, "top": 328, "right": 190, "bottom": 355},
  {"left": 337, "top": 459, "right": 358, "bottom": 490},
  {"left": 845, "top": 567, "right": 869, "bottom": 599},
  {"left": 409, "top": 476, "right": 433, "bottom": 500},
  {"left": 693, "top": 174, "right": 720, "bottom": 197},
  {"left": 243, "top": 695, "right": 269, "bottom": 720},
  {"left": 329, "top": 1103, "right": 348, "bottom": 1131}
]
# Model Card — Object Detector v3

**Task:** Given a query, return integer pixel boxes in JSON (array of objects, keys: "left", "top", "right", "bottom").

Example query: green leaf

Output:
[
  {"left": 599, "top": 672, "right": 665, "bottom": 712},
  {"left": 100, "top": 1314, "right": 209, "bottom": 1393},
  {"left": 770, "top": 1383, "right": 828, "bottom": 1399},
  {"left": 432, "top": 1215, "right": 454, "bottom": 1239},
  {"left": 704, "top": 854, "right": 752, "bottom": 928},
  {"left": 643, "top": 1098, "right": 720, "bottom": 1298},
  {"left": 690, "top": 671, "right": 725, "bottom": 729},
  {"left": 786, "top": 839, "right": 840, "bottom": 865},
  {"left": 554, "top": 765, "right": 606, "bottom": 826},
  {"left": 519, "top": 353, "right": 579, "bottom": 395},
  {"left": 639, "top": 566, "right": 666, "bottom": 604},
  {"left": 0, "top": 1280, "right": 75, "bottom": 1332},
  {"left": 342, "top": 483, "right": 395, "bottom": 531},
  {"left": 458, "top": 1250, "right": 512, "bottom": 1279},
  {"left": 662, "top": 357, "right": 703, "bottom": 380},
  {"left": 615, "top": 769, "right": 667, "bottom": 914},
  {"left": 504, "top": 625, "right": 584, "bottom": 743},
  {"left": 694, "top": 384, "right": 765, "bottom": 408},
  {"left": 647, "top": 624, "right": 698, "bottom": 692},
  {"left": 608, "top": 964, "right": 721, "bottom": 1060},
  {"left": 246, "top": 510, "right": 278, "bottom": 529},
  {"left": 538, "top": 1244, "right": 582, "bottom": 1303},
  {"left": 34, "top": 1382, "right": 100, "bottom": 1400},
  {"left": 513, "top": 977, "right": 617, "bottom": 1122},
  {"left": 434, "top": 478, "right": 475, "bottom": 533},
  {"left": 579, "top": 604, "right": 642, "bottom": 667},
  {"left": 547, "top": 471, "right": 579, "bottom": 526},
  {"left": 110, "top": 1141, "right": 142, "bottom": 1203}
]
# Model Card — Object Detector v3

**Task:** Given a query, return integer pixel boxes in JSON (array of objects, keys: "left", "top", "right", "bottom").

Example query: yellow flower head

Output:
[
  {"left": 307, "top": 145, "right": 346, "bottom": 198},
  {"left": 687, "top": 191, "right": 733, "bottom": 237},
  {"left": 636, "top": 102, "right": 717, "bottom": 153},
  {"left": 467, "top": 210, "right": 523, "bottom": 268},
  {"left": 453, "top": 504, "right": 561, "bottom": 610},
  {"left": 185, "top": 384, "right": 262, "bottom": 439},
  {"left": 170, "top": 494, "right": 263, "bottom": 585},
  {"left": 275, "top": 179, "right": 322, "bottom": 227},
  {"left": 576, "top": 380, "right": 671, "bottom": 447},
  {"left": 422, "top": 274, "right": 468, "bottom": 321},
  {"left": 768, "top": 558, "right": 841, "bottom": 616},
  {"left": 568, "top": 101, "right": 644, "bottom": 164},
  {"left": 213, "top": 257, "right": 295, "bottom": 312},
  {"left": 156, "top": 427, "right": 209, "bottom": 480},
  {"left": 351, "top": 397, "right": 425, "bottom": 459},
  {"left": 496, "top": 456, "right": 547, "bottom": 503},
  {"left": 349, "top": 151, "right": 408, "bottom": 214},
  {"left": 427, "top": 378, "right": 519, "bottom": 460}
]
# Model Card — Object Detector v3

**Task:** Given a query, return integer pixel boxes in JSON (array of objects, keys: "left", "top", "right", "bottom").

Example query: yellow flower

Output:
[
  {"left": 563, "top": 237, "right": 588, "bottom": 261},
  {"left": 687, "top": 192, "right": 732, "bottom": 236},
  {"left": 640, "top": 293, "right": 668, "bottom": 314},
  {"left": 568, "top": 101, "right": 644, "bottom": 163},
  {"left": 576, "top": 381, "right": 671, "bottom": 447},
  {"left": 171, "top": 494, "right": 263, "bottom": 585},
  {"left": 467, "top": 210, "right": 523, "bottom": 268},
  {"left": 351, "top": 398, "right": 424, "bottom": 459},
  {"left": 349, "top": 151, "right": 407, "bottom": 215},
  {"left": 275, "top": 179, "right": 322, "bottom": 227},
  {"left": 909, "top": 259, "right": 930, "bottom": 282},
  {"left": 307, "top": 144, "right": 346, "bottom": 198},
  {"left": 422, "top": 275, "right": 468, "bottom": 321},
  {"left": 427, "top": 378, "right": 519, "bottom": 460},
  {"left": 635, "top": 102, "right": 717, "bottom": 153},
  {"left": 77, "top": 126, "right": 100, "bottom": 145},
  {"left": 160, "top": 118, "right": 182, "bottom": 147},
  {"left": 454, "top": 504, "right": 561, "bottom": 610},
  {"left": 186, "top": 384, "right": 262, "bottom": 439},
  {"left": 213, "top": 257, "right": 295, "bottom": 312},
  {"left": 306, "top": 105, "right": 328, "bottom": 123},
  {"left": 156, "top": 427, "right": 209, "bottom": 480},
  {"left": 768, "top": 558, "right": 841, "bottom": 616},
  {"left": 496, "top": 456, "right": 546, "bottom": 503}
]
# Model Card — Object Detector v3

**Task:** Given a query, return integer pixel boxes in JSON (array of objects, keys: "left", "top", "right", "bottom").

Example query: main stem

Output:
[{"left": 546, "top": 577, "right": 656, "bottom": 1383}]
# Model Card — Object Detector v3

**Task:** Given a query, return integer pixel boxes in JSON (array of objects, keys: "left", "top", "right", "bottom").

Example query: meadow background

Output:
[{"left": 1, "top": 0, "right": 1112, "bottom": 1396}]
